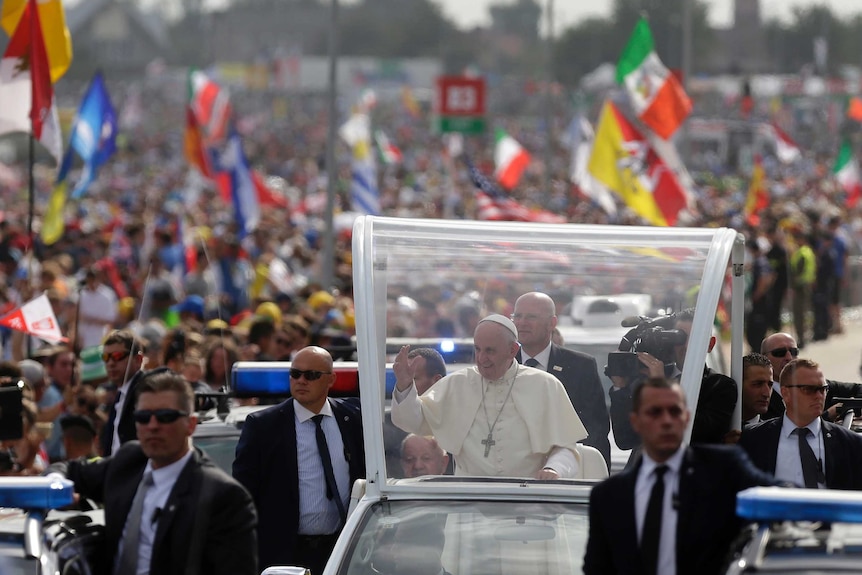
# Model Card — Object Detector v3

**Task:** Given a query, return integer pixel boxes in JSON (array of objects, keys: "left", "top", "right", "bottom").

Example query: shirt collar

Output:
[
  {"left": 146, "top": 449, "right": 193, "bottom": 488},
  {"left": 745, "top": 414, "right": 761, "bottom": 425},
  {"left": 780, "top": 414, "right": 822, "bottom": 439},
  {"left": 641, "top": 444, "right": 686, "bottom": 478},
  {"left": 294, "top": 398, "right": 334, "bottom": 423},
  {"left": 524, "top": 343, "right": 552, "bottom": 369}
]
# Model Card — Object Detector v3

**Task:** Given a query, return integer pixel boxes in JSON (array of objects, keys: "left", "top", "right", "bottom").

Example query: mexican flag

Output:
[
  {"left": 617, "top": 17, "right": 692, "bottom": 140},
  {"left": 833, "top": 139, "right": 861, "bottom": 208},
  {"left": 494, "top": 128, "right": 531, "bottom": 189},
  {"left": 587, "top": 100, "right": 690, "bottom": 226}
]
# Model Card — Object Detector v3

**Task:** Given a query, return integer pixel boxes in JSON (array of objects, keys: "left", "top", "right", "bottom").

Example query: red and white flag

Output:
[
  {"left": 494, "top": 128, "right": 531, "bottom": 189},
  {"left": 767, "top": 123, "right": 801, "bottom": 164},
  {"left": 0, "top": 293, "right": 67, "bottom": 343},
  {"left": 189, "top": 69, "right": 232, "bottom": 143}
]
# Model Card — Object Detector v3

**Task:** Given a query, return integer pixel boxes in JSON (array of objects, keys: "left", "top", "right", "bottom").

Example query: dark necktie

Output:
[
  {"left": 641, "top": 465, "right": 668, "bottom": 575},
  {"left": 102, "top": 390, "right": 122, "bottom": 456},
  {"left": 312, "top": 414, "right": 347, "bottom": 523},
  {"left": 524, "top": 358, "right": 540, "bottom": 368},
  {"left": 794, "top": 427, "right": 821, "bottom": 488},
  {"left": 115, "top": 471, "right": 153, "bottom": 575}
]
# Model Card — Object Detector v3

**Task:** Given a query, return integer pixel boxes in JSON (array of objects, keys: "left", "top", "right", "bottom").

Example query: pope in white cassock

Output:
[{"left": 391, "top": 314, "right": 588, "bottom": 478}]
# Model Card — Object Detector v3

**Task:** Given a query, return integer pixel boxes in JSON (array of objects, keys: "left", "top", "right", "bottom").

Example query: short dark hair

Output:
[
  {"left": 248, "top": 318, "right": 275, "bottom": 345},
  {"left": 407, "top": 347, "right": 447, "bottom": 379},
  {"left": 60, "top": 414, "right": 97, "bottom": 440},
  {"left": 743, "top": 352, "right": 772, "bottom": 372},
  {"left": 136, "top": 370, "right": 194, "bottom": 413},
  {"left": 631, "top": 377, "right": 682, "bottom": 412},
  {"left": 779, "top": 358, "right": 820, "bottom": 386},
  {"left": 103, "top": 329, "right": 143, "bottom": 355}
]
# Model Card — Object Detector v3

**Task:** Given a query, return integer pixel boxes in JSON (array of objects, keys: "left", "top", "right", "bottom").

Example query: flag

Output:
[
  {"left": 494, "top": 128, "right": 531, "bottom": 189},
  {"left": 0, "top": 0, "right": 62, "bottom": 163},
  {"left": 616, "top": 17, "right": 692, "bottom": 140},
  {"left": 1, "top": 0, "right": 72, "bottom": 83},
  {"left": 401, "top": 85, "right": 420, "bottom": 118},
  {"left": 767, "top": 123, "right": 801, "bottom": 164},
  {"left": 220, "top": 129, "right": 261, "bottom": 237},
  {"left": 568, "top": 115, "right": 616, "bottom": 215},
  {"left": 67, "top": 72, "right": 117, "bottom": 199},
  {"left": 184, "top": 106, "right": 216, "bottom": 178},
  {"left": 40, "top": 179, "right": 67, "bottom": 245},
  {"left": 340, "top": 112, "right": 379, "bottom": 215},
  {"left": 744, "top": 155, "right": 769, "bottom": 225},
  {"left": 189, "top": 69, "right": 231, "bottom": 143},
  {"left": 0, "top": 292, "right": 66, "bottom": 343},
  {"left": 847, "top": 97, "right": 862, "bottom": 123},
  {"left": 467, "top": 158, "right": 565, "bottom": 223},
  {"left": 833, "top": 139, "right": 861, "bottom": 208},
  {"left": 375, "top": 129, "right": 402, "bottom": 165},
  {"left": 587, "top": 100, "right": 690, "bottom": 226}
]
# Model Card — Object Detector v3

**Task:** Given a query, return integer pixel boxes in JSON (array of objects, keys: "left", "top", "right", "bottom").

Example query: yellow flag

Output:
[
  {"left": 588, "top": 101, "right": 670, "bottom": 226},
  {"left": 2, "top": 0, "right": 73, "bottom": 83},
  {"left": 41, "top": 181, "right": 67, "bottom": 245}
]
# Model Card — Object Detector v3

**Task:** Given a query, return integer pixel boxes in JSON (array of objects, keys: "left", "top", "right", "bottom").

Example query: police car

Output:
[{"left": 726, "top": 487, "right": 862, "bottom": 573}]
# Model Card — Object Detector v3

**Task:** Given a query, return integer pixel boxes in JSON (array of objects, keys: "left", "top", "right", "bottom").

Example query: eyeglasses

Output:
[
  {"left": 643, "top": 405, "right": 685, "bottom": 419},
  {"left": 133, "top": 409, "right": 189, "bottom": 424},
  {"left": 510, "top": 313, "right": 552, "bottom": 322},
  {"left": 783, "top": 384, "right": 828, "bottom": 396},
  {"left": 768, "top": 347, "right": 799, "bottom": 358},
  {"left": 101, "top": 350, "right": 131, "bottom": 363},
  {"left": 289, "top": 368, "right": 331, "bottom": 381}
]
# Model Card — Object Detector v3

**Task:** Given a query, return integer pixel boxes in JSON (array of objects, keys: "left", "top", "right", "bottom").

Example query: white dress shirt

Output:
[
  {"left": 295, "top": 399, "right": 350, "bottom": 535},
  {"left": 635, "top": 446, "right": 685, "bottom": 575},
  {"left": 775, "top": 415, "right": 826, "bottom": 488}
]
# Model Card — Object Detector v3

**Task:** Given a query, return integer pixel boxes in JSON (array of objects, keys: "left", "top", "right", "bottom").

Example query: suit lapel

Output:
[
  {"left": 284, "top": 400, "right": 299, "bottom": 500},
  {"left": 152, "top": 453, "right": 198, "bottom": 554},
  {"left": 676, "top": 449, "right": 697, "bottom": 552},
  {"left": 822, "top": 421, "right": 838, "bottom": 486}
]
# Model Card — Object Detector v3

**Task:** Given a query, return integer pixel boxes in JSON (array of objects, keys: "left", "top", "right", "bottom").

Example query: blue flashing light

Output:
[
  {"left": 0, "top": 476, "right": 74, "bottom": 510},
  {"left": 439, "top": 340, "right": 455, "bottom": 354},
  {"left": 737, "top": 487, "right": 862, "bottom": 523},
  {"left": 232, "top": 362, "right": 292, "bottom": 396},
  {"left": 384, "top": 368, "right": 396, "bottom": 396}
]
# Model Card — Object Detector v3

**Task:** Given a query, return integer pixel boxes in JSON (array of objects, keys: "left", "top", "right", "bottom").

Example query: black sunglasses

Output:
[
  {"left": 133, "top": 409, "right": 189, "bottom": 424},
  {"left": 289, "top": 369, "right": 331, "bottom": 381},
  {"left": 768, "top": 347, "right": 799, "bottom": 358}
]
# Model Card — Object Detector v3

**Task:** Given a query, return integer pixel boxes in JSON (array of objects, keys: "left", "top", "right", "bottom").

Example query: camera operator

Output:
[{"left": 608, "top": 308, "right": 737, "bottom": 466}]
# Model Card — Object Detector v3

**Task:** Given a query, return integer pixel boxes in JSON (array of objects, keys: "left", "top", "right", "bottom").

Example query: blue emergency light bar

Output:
[
  {"left": 231, "top": 362, "right": 397, "bottom": 397},
  {"left": 737, "top": 487, "right": 862, "bottom": 523},
  {"left": 0, "top": 476, "right": 74, "bottom": 510}
]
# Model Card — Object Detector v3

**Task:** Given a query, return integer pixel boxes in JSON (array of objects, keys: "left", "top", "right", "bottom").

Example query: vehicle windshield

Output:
[{"left": 337, "top": 499, "right": 589, "bottom": 575}]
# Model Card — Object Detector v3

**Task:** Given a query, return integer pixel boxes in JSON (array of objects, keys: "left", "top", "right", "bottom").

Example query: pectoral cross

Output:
[{"left": 482, "top": 433, "right": 496, "bottom": 457}]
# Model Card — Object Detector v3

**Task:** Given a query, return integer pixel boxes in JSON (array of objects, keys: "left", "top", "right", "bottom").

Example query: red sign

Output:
[{"left": 437, "top": 76, "right": 486, "bottom": 117}]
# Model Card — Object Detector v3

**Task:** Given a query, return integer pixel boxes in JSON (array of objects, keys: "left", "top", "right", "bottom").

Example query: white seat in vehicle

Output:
[{"left": 574, "top": 444, "right": 609, "bottom": 480}]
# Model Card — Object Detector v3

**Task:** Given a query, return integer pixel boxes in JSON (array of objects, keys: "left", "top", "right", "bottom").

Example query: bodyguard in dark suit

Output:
[
  {"left": 233, "top": 346, "right": 365, "bottom": 572},
  {"left": 56, "top": 371, "right": 257, "bottom": 575},
  {"left": 739, "top": 358, "right": 862, "bottom": 489},
  {"left": 512, "top": 292, "right": 611, "bottom": 466},
  {"left": 584, "top": 378, "right": 779, "bottom": 575},
  {"left": 99, "top": 329, "right": 145, "bottom": 456}
]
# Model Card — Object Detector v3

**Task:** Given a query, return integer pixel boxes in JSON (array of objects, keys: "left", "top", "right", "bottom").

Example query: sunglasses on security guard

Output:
[
  {"left": 133, "top": 409, "right": 189, "bottom": 424},
  {"left": 289, "top": 369, "right": 331, "bottom": 381},
  {"left": 101, "top": 350, "right": 131, "bottom": 363},
  {"left": 768, "top": 347, "right": 799, "bottom": 358}
]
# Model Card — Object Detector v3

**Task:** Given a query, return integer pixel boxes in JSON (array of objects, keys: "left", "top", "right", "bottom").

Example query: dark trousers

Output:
[{"left": 294, "top": 533, "right": 340, "bottom": 575}]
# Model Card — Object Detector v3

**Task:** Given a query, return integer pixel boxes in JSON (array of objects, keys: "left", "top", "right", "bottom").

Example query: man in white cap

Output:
[{"left": 391, "top": 314, "right": 587, "bottom": 478}]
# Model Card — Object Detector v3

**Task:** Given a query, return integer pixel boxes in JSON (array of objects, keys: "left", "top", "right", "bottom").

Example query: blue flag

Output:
[
  {"left": 219, "top": 128, "right": 261, "bottom": 238},
  {"left": 68, "top": 72, "right": 117, "bottom": 199}
]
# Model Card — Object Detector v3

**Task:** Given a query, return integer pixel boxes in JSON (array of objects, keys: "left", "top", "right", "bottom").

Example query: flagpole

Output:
[
  {"left": 322, "top": 0, "right": 339, "bottom": 291},
  {"left": 542, "top": 0, "right": 554, "bottom": 202},
  {"left": 26, "top": 133, "right": 35, "bottom": 358}
]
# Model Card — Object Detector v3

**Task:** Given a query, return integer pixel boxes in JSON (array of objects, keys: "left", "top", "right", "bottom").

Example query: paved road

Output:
[{"left": 793, "top": 308, "right": 862, "bottom": 383}]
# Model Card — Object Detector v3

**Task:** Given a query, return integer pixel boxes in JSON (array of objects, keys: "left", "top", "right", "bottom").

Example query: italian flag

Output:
[
  {"left": 833, "top": 139, "right": 861, "bottom": 208},
  {"left": 616, "top": 17, "right": 692, "bottom": 140},
  {"left": 494, "top": 128, "right": 530, "bottom": 189},
  {"left": 374, "top": 130, "right": 403, "bottom": 165}
]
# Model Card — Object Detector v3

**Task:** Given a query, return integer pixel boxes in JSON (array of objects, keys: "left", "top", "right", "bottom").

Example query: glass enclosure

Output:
[{"left": 352, "top": 217, "right": 743, "bottom": 484}]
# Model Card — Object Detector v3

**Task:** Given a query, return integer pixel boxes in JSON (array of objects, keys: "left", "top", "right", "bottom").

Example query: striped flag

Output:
[
  {"left": 189, "top": 69, "right": 232, "bottom": 143},
  {"left": 340, "top": 112, "right": 379, "bottom": 215},
  {"left": 375, "top": 129, "right": 403, "bottom": 165},
  {"left": 833, "top": 139, "right": 861, "bottom": 208},
  {"left": 1, "top": 0, "right": 72, "bottom": 83},
  {"left": 220, "top": 129, "right": 261, "bottom": 237},
  {"left": 467, "top": 158, "right": 564, "bottom": 223},
  {"left": 494, "top": 128, "right": 531, "bottom": 189}
]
